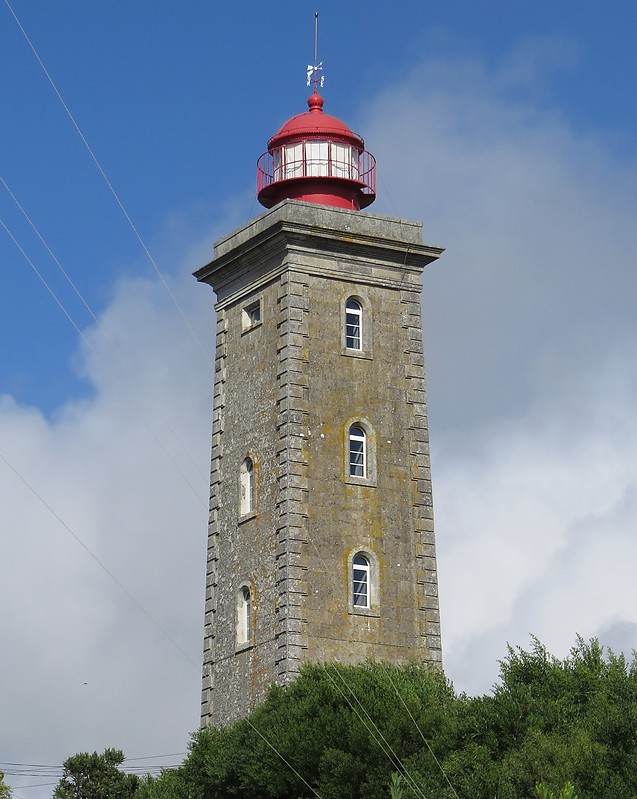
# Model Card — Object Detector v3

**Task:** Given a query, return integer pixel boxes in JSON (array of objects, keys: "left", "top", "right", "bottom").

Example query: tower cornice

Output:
[{"left": 194, "top": 200, "right": 444, "bottom": 304}]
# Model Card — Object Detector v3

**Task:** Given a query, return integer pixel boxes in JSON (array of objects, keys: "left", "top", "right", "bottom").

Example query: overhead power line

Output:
[
  {"left": 0, "top": 215, "right": 208, "bottom": 507},
  {"left": 0, "top": 177, "right": 208, "bottom": 485},
  {"left": 0, "top": 216, "right": 84, "bottom": 338},
  {"left": 123, "top": 752, "right": 188, "bottom": 761},
  {"left": 0, "top": 449, "right": 199, "bottom": 668},
  {"left": 301, "top": 523, "right": 458, "bottom": 794},
  {"left": 3, "top": 0, "right": 214, "bottom": 370},
  {"left": 0, "top": 752, "right": 187, "bottom": 772},
  {"left": 323, "top": 665, "right": 429, "bottom": 799},
  {"left": 378, "top": 661, "right": 460, "bottom": 799},
  {"left": 0, "top": 175, "right": 98, "bottom": 324},
  {"left": 244, "top": 718, "right": 323, "bottom": 799}
]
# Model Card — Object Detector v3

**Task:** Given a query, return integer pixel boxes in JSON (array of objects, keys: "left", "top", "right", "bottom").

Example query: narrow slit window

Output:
[
  {"left": 350, "top": 147, "right": 360, "bottom": 180},
  {"left": 348, "top": 425, "right": 366, "bottom": 478},
  {"left": 240, "top": 458, "right": 254, "bottom": 515},
  {"left": 345, "top": 299, "right": 362, "bottom": 350},
  {"left": 237, "top": 586, "right": 252, "bottom": 644},
  {"left": 352, "top": 554, "right": 370, "bottom": 608},
  {"left": 273, "top": 149, "right": 282, "bottom": 182}
]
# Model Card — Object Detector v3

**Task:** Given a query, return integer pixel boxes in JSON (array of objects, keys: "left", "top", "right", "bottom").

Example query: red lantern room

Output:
[{"left": 256, "top": 89, "right": 376, "bottom": 211}]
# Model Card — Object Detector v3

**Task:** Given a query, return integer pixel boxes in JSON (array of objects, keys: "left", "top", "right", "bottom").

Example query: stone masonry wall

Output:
[{"left": 196, "top": 200, "right": 444, "bottom": 727}]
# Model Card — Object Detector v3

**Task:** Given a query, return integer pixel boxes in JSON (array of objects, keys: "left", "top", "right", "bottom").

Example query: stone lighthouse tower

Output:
[{"left": 195, "top": 80, "right": 444, "bottom": 727}]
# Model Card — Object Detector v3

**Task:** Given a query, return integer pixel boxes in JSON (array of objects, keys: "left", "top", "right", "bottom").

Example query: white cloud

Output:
[
  {"left": 0, "top": 255, "right": 214, "bottom": 795},
  {"left": 360, "top": 40, "right": 637, "bottom": 694},
  {"left": 435, "top": 349, "right": 637, "bottom": 693},
  {"left": 364, "top": 41, "right": 637, "bottom": 432}
]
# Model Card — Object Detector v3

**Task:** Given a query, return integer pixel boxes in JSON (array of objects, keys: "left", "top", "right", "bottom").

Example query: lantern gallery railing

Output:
[{"left": 257, "top": 141, "right": 376, "bottom": 197}]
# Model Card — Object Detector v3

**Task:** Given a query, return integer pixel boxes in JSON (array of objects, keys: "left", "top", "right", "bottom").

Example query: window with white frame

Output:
[
  {"left": 283, "top": 143, "right": 303, "bottom": 178},
  {"left": 352, "top": 553, "right": 370, "bottom": 608},
  {"left": 345, "top": 298, "right": 363, "bottom": 350},
  {"left": 348, "top": 425, "right": 366, "bottom": 478},
  {"left": 305, "top": 140, "right": 329, "bottom": 177},
  {"left": 331, "top": 143, "right": 355, "bottom": 179},
  {"left": 237, "top": 585, "right": 252, "bottom": 645},
  {"left": 242, "top": 300, "right": 261, "bottom": 332},
  {"left": 240, "top": 457, "right": 254, "bottom": 516}
]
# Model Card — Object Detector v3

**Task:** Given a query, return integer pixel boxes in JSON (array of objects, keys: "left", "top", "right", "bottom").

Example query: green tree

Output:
[
  {"left": 131, "top": 638, "right": 637, "bottom": 799},
  {"left": 0, "top": 770, "right": 11, "bottom": 799},
  {"left": 144, "top": 661, "right": 456, "bottom": 799},
  {"left": 136, "top": 769, "right": 190, "bottom": 799},
  {"left": 53, "top": 748, "right": 139, "bottom": 799},
  {"left": 441, "top": 637, "right": 637, "bottom": 799},
  {"left": 389, "top": 772, "right": 405, "bottom": 799},
  {"left": 535, "top": 781, "right": 579, "bottom": 799}
]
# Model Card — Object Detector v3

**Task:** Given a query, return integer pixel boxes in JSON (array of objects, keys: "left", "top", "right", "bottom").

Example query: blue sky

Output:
[
  {"left": 2, "top": 1, "right": 637, "bottom": 796},
  {"left": 3, "top": 1, "right": 636, "bottom": 410}
]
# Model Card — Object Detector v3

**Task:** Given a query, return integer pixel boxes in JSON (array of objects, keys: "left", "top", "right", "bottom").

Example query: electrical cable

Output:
[
  {"left": 9, "top": 784, "right": 59, "bottom": 790},
  {"left": 0, "top": 216, "right": 84, "bottom": 338},
  {"left": 123, "top": 752, "right": 187, "bottom": 761},
  {"left": 378, "top": 174, "right": 402, "bottom": 218},
  {"left": 323, "top": 664, "right": 429, "bottom": 799},
  {"left": 3, "top": 0, "right": 214, "bottom": 371},
  {"left": 378, "top": 661, "right": 460, "bottom": 799},
  {"left": 244, "top": 717, "right": 323, "bottom": 799},
  {"left": 0, "top": 764, "right": 61, "bottom": 769},
  {"left": 0, "top": 176, "right": 98, "bottom": 324},
  {"left": 0, "top": 449, "right": 199, "bottom": 668},
  {"left": 0, "top": 175, "right": 209, "bottom": 484},
  {"left": 305, "top": 542, "right": 458, "bottom": 796},
  {"left": 0, "top": 215, "right": 208, "bottom": 508},
  {"left": 0, "top": 447, "right": 317, "bottom": 799}
]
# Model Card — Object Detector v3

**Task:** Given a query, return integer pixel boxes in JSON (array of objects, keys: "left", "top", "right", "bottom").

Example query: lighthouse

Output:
[{"left": 195, "top": 78, "right": 444, "bottom": 727}]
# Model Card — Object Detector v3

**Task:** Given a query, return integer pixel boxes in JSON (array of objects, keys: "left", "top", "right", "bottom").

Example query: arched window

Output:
[
  {"left": 352, "top": 554, "right": 370, "bottom": 608},
  {"left": 348, "top": 425, "right": 366, "bottom": 478},
  {"left": 237, "top": 586, "right": 252, "bottom": 645},
  {"left": 240, "top": 458, "right": 254, "bottom": 516},
  {"left": 345, "top": 298, "right": 362, "bottom": 350}
]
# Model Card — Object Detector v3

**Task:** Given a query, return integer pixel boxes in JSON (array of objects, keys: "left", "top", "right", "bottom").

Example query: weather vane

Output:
[{"left": 306, "top": 12, "right": 325, "bottom": 89}]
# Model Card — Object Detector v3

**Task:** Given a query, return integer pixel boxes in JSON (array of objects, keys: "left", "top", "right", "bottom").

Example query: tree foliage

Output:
[
  {"left": 53, "top": 748, "right": 139, "bottom": 799},
  {"left": 535, "top": 781, "right": 579, "bottom": 799},
  {"left": 92, "top": 638, "right": 637, "bottom": 799},
  {"left": 0, "top": 771, "right": 11, "bottom": 799}
]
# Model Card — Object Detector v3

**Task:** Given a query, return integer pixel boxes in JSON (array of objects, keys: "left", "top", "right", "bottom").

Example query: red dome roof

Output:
[
  {"left": 268, "top": 91, "right": 365, "bottom": 151},
  {"left": 256, "top": 90, "right": 376, "bottom": 211}
]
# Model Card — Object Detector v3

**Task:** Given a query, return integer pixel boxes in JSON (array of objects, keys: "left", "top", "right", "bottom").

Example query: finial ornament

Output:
[{"left": 306, "top": 12, "right": 325, "bottom": 89}]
